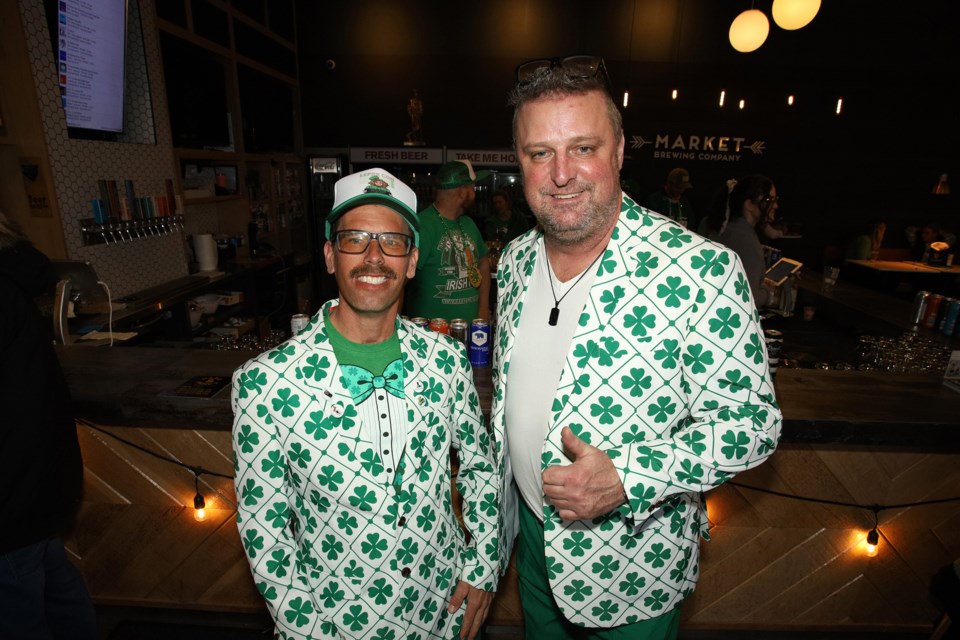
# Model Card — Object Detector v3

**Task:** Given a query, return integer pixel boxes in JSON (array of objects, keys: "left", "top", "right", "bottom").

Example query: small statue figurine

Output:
[{"left": 404, "top": 89, "right": 424, "bottom": 146}]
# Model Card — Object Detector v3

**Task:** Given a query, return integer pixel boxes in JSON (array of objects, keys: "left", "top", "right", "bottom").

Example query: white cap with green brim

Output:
[{"left": 326, "top": 168, "right": 420, "bottom": 247}]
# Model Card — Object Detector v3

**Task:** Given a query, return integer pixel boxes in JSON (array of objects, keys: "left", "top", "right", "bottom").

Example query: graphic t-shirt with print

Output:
[{"left": 406, "top": 205, "right": 488, "bottom": 322}]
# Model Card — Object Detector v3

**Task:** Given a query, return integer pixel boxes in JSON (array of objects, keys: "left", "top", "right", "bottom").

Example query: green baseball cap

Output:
[{"left": 435, "top": 159, "right": 491, "bottom": 190}]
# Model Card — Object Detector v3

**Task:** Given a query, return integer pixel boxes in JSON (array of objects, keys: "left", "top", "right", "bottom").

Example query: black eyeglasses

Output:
[
  {"left": 333, "top": 230, "right": 413, "bottom": 256},
  {"left": 516, "top": 55, "right": 610, "bottom": 88}
]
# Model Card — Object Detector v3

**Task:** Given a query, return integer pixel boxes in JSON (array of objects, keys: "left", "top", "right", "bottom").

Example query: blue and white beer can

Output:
[{"left": 469, "top": 319, "right": 490, "bottom": 368}]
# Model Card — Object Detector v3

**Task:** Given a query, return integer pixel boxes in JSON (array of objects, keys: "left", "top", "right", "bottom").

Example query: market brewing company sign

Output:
[{"left": 630, "top": 133, "right": 766, "bottom": 163}]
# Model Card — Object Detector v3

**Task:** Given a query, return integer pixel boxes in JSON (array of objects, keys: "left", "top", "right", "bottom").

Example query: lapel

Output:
[{"left": 494, "top": 196, "right": 656, "bottom": 436}]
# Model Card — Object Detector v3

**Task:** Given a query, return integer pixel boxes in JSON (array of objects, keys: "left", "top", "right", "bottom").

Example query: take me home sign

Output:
[{"left": 630, "top": 133, "right": 766, "bottom": 163}]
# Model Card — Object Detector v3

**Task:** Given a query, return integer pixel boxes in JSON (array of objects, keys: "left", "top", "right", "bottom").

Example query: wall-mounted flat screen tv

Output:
[{"left": 45, "top": 0, "right": 128, "bottom": 138}]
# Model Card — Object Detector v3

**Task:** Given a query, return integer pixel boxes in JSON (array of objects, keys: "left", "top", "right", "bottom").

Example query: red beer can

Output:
[
  {"left": 428, "top": 318, "right": 449, "bottom": 334},
  {"left": 923, "top": 294, "right": 944, "bottom": 329}
]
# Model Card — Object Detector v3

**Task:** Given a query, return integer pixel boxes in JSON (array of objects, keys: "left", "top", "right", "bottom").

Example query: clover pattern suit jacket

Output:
[
  {"left": 232, "top": 300, "right": 501, "bottom": 639},
  {"left": 491, "top": 194, "right": 782, "bottom": 627}
]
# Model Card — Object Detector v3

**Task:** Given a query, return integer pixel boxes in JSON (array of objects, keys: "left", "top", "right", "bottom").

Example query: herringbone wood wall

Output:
[{"left": 70, "top": 423, "right": 957, "bottom": 633}]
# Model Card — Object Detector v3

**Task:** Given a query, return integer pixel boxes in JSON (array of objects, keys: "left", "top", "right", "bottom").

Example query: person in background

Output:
[
  {"left": 758, "top": 194, "right": 787, "bottom": 241},
  {"left": 493, "top": 55, "right": 781, "bottom": 639},
  {"left": 405, "top": 160, "right": 490, "bottom": 322},
  {"left": 646, "top": 167, "right": 694, "bottom": 227},
  {"left": 0, "top": 212, "right": 98, "bottom": 639},
  {"left": 846, "top": 219, "right": 886, "bottom": 260},
  {"left": 708, "top": 175, "right": 780, "bottom": 308},
  {"left": 231, "top": 169, "right": 500, "bottom": 640},
  {"left": 482, "top": 189, "right": 531, "bottom": 246},
  {"left": 907, "top": 222, "right": 953, "bottom": 262}
]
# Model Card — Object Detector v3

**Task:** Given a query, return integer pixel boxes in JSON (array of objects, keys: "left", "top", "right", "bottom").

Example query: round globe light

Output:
[
  {"left": 772, "top": 0, "right": 821, "bottom": 30},
  {"left": 729, "top": 9, "right": 770, "bottom": 53}
]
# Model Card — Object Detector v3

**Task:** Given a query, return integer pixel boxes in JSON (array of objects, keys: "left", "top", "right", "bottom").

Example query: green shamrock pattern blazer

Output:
[
  {"left": 491, "top": 194, "right": 782, "bottom": 627},
  {"left": 232, "top": 300, "right": 501, "bottom": 639}
]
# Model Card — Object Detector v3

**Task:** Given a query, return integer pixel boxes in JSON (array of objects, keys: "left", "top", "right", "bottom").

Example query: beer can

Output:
[
  {"left": 469, "top": 319, "right": 491, "bottom": 368},
  {"left": 941, "top": 298, "right": 960, "bottom": 336},
  {"left": 290, "top": 313, "right": 309, "bottom": 336},
  {"left": 763, "top": 329, "right": 783, "bottom": 377},
  {"left": 910, "top": 291, "right": 930, "bottom": 326},
  {"left": 410, "top": 317, "right": 429, "bottom": 329},
  {"left": 449, "top": 318, "right": 468, "bottom": 343},
  {"left": 923, "top": 294, "right": 944, "bottom": 329},
  {"left": 429, "top": 318, "right": 450, "bottom": 334}
]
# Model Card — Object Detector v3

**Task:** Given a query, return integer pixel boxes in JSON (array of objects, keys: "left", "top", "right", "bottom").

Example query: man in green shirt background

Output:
[{"left": 405, "top": 160, "right": 490, "bottom": 322}]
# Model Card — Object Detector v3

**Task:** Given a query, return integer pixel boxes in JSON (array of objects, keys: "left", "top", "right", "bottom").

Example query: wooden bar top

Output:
[{"left": 58, "top": 345, "right": 960, "bottom": 449}]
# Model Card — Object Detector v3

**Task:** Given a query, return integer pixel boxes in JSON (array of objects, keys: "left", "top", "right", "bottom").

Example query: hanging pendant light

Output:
[
  {"left": 772, "top": 0, "right": 821, "bottom": 30},
  {"left": 729, "top": 9, "right": 770, "bottom": 53}
]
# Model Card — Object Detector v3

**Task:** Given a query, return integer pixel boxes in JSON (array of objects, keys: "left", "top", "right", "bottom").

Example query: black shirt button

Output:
[
  {"left": 398, "top": 516, "right": 406, "bottom": 526},
  {"left": 380, "top": 413, "right": 387, "bottom": 418},
  {"left": 383, "top": 432, "right": 389, "bottom": 437},
  {"left": 378, "top": 395, "right": 384, "bottom": 400},
  {"left": 401, "top": 567, "right": 411, "bottom": 578}
]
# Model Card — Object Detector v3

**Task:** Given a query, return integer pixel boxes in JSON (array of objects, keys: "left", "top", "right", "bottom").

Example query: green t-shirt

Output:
[
  {"left": 405, "top": 204, "right": 488, "bottom": 322},
  {"left": 324, "top": 309, "right": 402, "bottom": 377}
]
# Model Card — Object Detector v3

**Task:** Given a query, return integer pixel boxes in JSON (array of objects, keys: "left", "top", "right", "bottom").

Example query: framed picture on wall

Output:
[{"left": 214, "top": 165, "right": 238, "bottom": 196}]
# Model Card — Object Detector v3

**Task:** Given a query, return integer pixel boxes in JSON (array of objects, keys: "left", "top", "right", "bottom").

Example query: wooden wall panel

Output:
[
  {"left": 68, "top": 425, "right": 958, "bottom": 633},
  {"left": 70, "top": 423, "right": 264, "bottom": 612}
]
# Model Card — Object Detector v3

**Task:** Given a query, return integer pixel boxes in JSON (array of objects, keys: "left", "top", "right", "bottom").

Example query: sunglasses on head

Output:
[{"left": 515, "top": 55, "right": 610, "bottom": 89}]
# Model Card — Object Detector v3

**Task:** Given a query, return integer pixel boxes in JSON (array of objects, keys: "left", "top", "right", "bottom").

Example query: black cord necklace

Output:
[{"left": 545, "top": 248, "right": 604, "bottom": 326}]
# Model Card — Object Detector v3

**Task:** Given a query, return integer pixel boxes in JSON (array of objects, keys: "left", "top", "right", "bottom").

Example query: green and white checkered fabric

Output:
[
  {"left": 232, "top": 301, "right": 501, "bottom": 639},
  {"left": 492, "top": 195, "right": 782, "bottom": 627}
]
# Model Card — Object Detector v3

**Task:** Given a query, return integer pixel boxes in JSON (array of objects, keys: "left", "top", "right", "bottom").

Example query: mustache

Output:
[{"left": 349, "top": 266, "right": 397, "bottom": 279}]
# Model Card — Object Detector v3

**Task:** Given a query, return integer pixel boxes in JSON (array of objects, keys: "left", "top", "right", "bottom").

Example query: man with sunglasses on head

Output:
[
  {"left": 231, "top": 168, "right": 500, "bottom": 640},
  {"left": 490, "top": 56, "right": 781, "bottom": 638}
]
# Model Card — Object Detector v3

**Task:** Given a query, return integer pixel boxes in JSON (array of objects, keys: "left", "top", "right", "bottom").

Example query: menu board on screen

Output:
[{"left": 58, "top": 0, "right": 127, "bottom": 133}]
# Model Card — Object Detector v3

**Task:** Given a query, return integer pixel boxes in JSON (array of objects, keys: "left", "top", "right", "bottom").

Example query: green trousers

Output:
[{"left": 516, "top": 501, "right": 681, "bottom": 640}]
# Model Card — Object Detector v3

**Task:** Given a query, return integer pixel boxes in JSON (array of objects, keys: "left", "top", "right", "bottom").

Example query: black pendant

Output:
[{"left": 548, "top": 306, "right": 560, "bottom": 326}]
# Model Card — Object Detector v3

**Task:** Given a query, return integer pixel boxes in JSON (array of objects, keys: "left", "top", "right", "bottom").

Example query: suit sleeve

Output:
[
  {"left": 232, "top": 362, "right": 320, "bottom": 636},
  {"left": 610, "top": 248, "right": 782, "bottom": 529},
  {"left": 449, "top": 344, "right": 502, "bottom": 591}
]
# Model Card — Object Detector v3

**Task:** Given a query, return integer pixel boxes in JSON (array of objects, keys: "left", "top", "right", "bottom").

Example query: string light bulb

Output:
[
  {"left": 193, "top": 471, "right": 206, "bottom": 522},
  {"left": 739, "top": 99, "right": 746, "bottom": 110},
  {"left": 865, "top": 528, "right": 879, "bottom": 557},
  {"left": 194, "top": 492, "right": 207, "bottom": 522},
  {"left": 671, "top": 89, "right": 678, "bottom": 100},
  {"left": 622, "top": 91, "right": 629, "bottom": 108},
  {"left": 719, "top": 90, "right": 726, "bottom": 107},
  {"left": 787, "top": 95, "right": 795, "bottom": 105}
]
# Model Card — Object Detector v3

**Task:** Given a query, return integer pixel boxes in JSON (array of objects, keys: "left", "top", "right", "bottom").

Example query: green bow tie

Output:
[{"left": 340, "top": 359, "right": 405, "bottom": 404}]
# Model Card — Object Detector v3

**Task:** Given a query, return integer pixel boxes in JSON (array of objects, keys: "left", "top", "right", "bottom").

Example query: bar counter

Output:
[
  {"left": 58, "top": 345, "right": 960, "bottom": 449},
  {"left": 57, "top": 274, "right": 960, "bottom": 633}
]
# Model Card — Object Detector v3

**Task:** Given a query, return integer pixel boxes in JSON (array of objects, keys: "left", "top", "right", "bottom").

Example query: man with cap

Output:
[
  {"left": 405, "top": 159, "right": 491, "bottom": 323},
  {"left": 646, "top": 167, "right": 694, "bottom": 227},
  {"left": 231, "top": 168, "right": 501, "bottom": 640}
]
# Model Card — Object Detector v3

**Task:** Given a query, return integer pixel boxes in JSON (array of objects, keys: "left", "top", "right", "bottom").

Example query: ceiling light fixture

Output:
[
  {"left": 729, "top": 8, "right": 770, "bottom": 53},
  {"left": 772, "top": 0, "right": 821, "bottom": 30}
]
